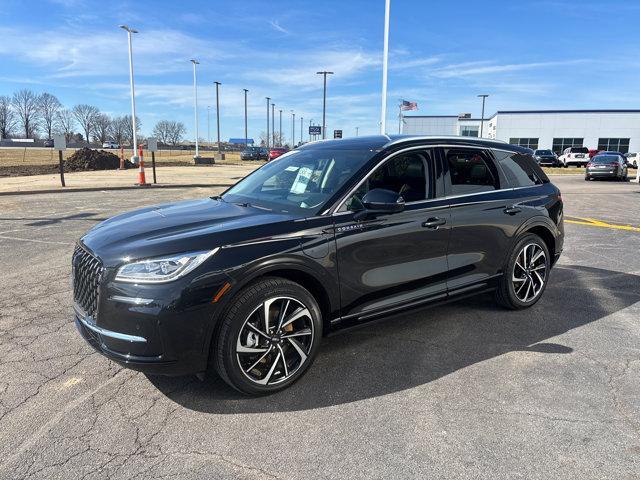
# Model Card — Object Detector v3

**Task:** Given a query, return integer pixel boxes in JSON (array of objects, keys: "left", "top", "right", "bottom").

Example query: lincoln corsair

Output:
[{"left": 73, "top": 135, "right": 564, "bottom": 395}]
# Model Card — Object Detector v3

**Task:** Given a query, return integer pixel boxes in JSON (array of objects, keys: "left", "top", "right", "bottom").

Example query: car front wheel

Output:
[
  {"left": 495, "top": 233, "right": 551, "bottom": 310},
  {"left": 212, "top": 277, "right": 322, "bottom": 395}
]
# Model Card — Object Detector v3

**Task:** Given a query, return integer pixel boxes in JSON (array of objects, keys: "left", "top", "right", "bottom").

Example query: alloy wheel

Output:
[
  {"left": 236, "top": 296, "right": 314, "bottom": 386},
  {"left": 512, "top": 243, "right": 547, "bottom": 303}
]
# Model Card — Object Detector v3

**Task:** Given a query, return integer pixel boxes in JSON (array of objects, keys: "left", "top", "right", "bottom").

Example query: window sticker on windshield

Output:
[
  {"left": 285, "top": 166, "right": 299, "bottom": 172},
  {"left": 290, "top": 167, "right": 313, "bottom": 194}
]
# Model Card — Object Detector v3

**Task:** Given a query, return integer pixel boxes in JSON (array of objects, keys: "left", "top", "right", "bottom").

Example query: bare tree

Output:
[
  {"left": 152, "top": 120, "right": 172, "bottom": 145},
  {"left": 72, "top": 104, "right": 99, "bottom": 144},
  {"left": 12, "top": 89, "right": 40, "bottom": 138},
  {"left": 166, "top": 120, "right": 186, "bottom": 146},
  {"left": 0, "top": 95, "right": 16, "bottom": 139},
  {"left": 93, "top": 113, "right": 113, "bottom": 144},
  {"left": 55, "top": 109, "right": 76, "bottom": 143},
  {"left": 38, "top": 92, "right": 62, "bottom": 139},
  {"left": 120, "top": 115, "right": 141, "bottom": 145},
  {"left": 258, "top": 130, "right": 283, "bottom": 147}
]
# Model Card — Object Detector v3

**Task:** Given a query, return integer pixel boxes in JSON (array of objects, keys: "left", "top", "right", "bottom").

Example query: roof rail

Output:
[{"left": 386, "top": 135, "right": 508, "bottom": 146}]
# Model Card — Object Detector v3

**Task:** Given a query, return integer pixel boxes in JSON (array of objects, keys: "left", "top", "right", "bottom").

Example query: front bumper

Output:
[{"left": 73, "top": 267, "right": 232, "bottom": 376}]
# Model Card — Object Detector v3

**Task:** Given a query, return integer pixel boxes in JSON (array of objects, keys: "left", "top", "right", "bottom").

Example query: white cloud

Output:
[
  {"left": 269, "top": 20, "right": 290, "bottom": 35},
  {"left": 431, "top": 59, "right": 590, "bottom": 78}
]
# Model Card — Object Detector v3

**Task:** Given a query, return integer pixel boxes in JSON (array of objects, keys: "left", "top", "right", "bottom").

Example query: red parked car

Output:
[{"left": 268, "top": 147, "right": 288, "bottom": 161}]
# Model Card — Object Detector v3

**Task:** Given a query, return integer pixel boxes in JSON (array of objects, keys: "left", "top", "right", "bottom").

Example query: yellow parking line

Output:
[{"left": 565, "top": 216, "right": 640, "bottom": 232}]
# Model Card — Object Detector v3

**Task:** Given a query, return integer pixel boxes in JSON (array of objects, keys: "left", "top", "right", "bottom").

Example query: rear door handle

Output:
[
  {"left": 504, "top": 206, "right": 522, "bottom": 215},
  {"left": 422, "top": 217, "right": 446, "bottom": 229}
]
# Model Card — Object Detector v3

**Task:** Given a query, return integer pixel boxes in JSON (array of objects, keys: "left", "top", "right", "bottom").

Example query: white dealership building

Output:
[{"left": 402, "top": 110, "right": 640, "bottom": 154}]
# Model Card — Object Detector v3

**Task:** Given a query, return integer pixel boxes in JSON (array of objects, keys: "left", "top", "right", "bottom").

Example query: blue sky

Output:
[{"left": 1, "top": 0, "right": 640, "bottom": 142}]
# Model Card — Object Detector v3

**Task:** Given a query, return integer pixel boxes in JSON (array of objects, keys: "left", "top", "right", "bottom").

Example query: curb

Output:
[{"left": 0, "top": 183, "right": 234, "bottom": 197}]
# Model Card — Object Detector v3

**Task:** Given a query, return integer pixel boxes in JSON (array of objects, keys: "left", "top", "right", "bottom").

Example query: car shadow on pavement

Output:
[
  {"left": 148, "top": 264, "right": 640, "bottom": 413},
  {"left": 0, "top": 212, "right": 106, "bottom": 226}
]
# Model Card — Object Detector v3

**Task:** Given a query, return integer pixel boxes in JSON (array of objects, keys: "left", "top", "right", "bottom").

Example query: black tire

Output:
[
  {"left": 212, "top": 277, "right": 323, "bottom": 395},
  {"left": 584, "top": 176, "right": 590, "bottom": 181},
  {"left": 495, "top": 233, "right": 551, "bottom": 310}
]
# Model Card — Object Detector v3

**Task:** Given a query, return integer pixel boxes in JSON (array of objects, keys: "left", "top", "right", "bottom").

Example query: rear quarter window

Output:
[{"left": 494, "top": 150, "right": 549, "bottom": 187}]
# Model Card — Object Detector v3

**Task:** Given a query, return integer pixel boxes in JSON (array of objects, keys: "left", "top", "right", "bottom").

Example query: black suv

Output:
[
  {"left": 74, "top": 136, "right": 564, "bottom": 395},
  {"left": 240, "top": 146, "right": 269, "bottom": 161}
]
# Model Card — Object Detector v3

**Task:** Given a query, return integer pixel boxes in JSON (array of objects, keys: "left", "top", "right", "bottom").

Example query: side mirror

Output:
[{"left": 355, "top": 188, "right": 405, "bottom": 219}]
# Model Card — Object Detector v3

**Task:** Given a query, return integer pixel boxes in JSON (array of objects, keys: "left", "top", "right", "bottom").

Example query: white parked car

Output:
[
  {"left": 102, "top": 142, "right": 120, "bottom": 149},
  {"left": 559, "top": 147, "right": 589, "bottom": 167},
  {"left": 625, "top": 152, "right": 638, "bottom": 168}
]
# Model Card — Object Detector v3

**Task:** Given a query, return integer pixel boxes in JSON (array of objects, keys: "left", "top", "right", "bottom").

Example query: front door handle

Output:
[
  {"left": 504, "top": 206, "right": 522, "bottom": 215},
  {"left": 422, "top": 217, "right": 446, "bottom": 229}
]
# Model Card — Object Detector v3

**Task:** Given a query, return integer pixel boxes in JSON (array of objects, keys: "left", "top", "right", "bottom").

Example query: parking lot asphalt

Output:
[{"left": 0, "top": 176, "right": 639, "bottom": 479}]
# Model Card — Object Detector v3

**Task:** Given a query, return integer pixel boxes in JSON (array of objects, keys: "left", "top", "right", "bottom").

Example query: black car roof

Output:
[{"left": 298, "top": 134, "right": 530, "bottom": 154}]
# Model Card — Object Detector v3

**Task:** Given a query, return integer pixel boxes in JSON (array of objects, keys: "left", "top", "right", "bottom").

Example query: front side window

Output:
[
  {"left": 445, "top": 148, "right": 500, "bottom": 195},
  {"left": 495, "top": 150, "right": 548, "bottom": 187},
  {"left": 224, "top": 148, "right": 375, "bottom": 214},
  {"left": 341, "top": 151, "right": 432, "bottom": 211}
]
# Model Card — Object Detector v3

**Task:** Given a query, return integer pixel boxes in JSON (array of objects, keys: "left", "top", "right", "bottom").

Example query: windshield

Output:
[
  {"left": 592, "top": 155, "right": 620, "bottom": 163},
  {"left": 223, "top": 148, "right": 375, "bottom": 214},
  {"left": 535, "top": 150, "right": 553, "bottom": 155},
  {"left": 572, "top": 147, "right": 589, "bottom": 153}
]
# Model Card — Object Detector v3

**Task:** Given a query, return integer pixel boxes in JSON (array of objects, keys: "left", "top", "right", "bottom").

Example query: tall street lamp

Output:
[
  {"left": 214, "top": 81, "right": 221, "bottom": 154},
  {"left": 478, "top": 94, "right": 489, "bottom": 137},
  {"left": 300, "top": 116, "right": 303, "bottom": 144},
  {"left": 271, "top": 103, "right": 275, "bottom": 147},
  {"left": 316, "top": 71, "right": 333, "bottom": 139},
  {"left": 356, "top": 126, "right": 359, "bottom": 137},
  {"left": 309, "top": 118, "right": 313, "bottom": 141},
  {"left": 190, "top": 59, "right": 200, "bottom": 160},
  {"left": 380, "top": 0, "right": 391, "bottom": 134},
  {"left": 291, "top": 110, "right": 295, "bottom": 147},
  {"left": 266, "top": 97, "right": 270, "bottom": 148},
  {"left": 119, "top": 25, "right": 139, "bottom": 163},
  {"left": 243, "top": 89, "right": 249, "bottom": 147},
  {"left": 279, "top": 109, "right": 282, "bottom": 147},
  {"left": 207, "top": 106, "right": 210, "bottom": 143}
]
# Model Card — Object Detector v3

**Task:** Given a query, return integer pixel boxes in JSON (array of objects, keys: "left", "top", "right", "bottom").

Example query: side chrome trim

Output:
[{"left": 109, "top": 296, "right": 154, "bottom": 306}]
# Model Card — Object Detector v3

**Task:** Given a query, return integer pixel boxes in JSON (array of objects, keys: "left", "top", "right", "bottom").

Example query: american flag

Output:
[{"left": 400, "top": 100, "right": 418, "bottom": 111}]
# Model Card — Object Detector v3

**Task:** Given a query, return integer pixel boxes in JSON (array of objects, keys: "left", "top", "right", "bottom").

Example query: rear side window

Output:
[
  {"left": 445, "top": 148, "right": 500, "bottom": 195},
  {"left": 495, "top": 150, "right": 549, "bottom": 187}
]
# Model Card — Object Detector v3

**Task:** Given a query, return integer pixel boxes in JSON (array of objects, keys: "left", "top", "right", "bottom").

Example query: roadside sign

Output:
[
  {"left": 334, "top": 130, "right": 342, "bottom": 139},
  {"left": 309, "top": 125, "right": 321, "bottom": 135},
  {"left": 147, "top": 137, "right": 158, "bottom": 152},
  {"left": 53, "top": 134, "right": 66, "bottom": 151}
]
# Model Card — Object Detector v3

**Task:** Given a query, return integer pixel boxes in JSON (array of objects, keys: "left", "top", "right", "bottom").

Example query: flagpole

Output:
[
  {"left": 380, "top": 0, "right": 391, "bottom": 134},
  {"left": 398, "top": 101, "right": 402, "bottom": 134}
]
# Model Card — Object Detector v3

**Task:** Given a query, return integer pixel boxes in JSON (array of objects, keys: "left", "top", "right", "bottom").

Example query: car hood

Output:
[{"left": 81, "top": 198, "right": 300, "bottom": 266}]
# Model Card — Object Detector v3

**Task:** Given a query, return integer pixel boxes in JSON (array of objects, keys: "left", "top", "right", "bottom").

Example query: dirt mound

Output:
[{"left": 64, "top": 147, "right": 125, "bottom": 171}]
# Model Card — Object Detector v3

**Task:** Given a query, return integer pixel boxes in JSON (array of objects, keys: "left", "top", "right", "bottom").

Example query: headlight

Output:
[{"left": 115, "top": 248, "right": 219, "bottom": 283}]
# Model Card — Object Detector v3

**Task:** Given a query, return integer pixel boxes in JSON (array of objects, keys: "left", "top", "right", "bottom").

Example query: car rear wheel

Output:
[
  {"left": 212, "top": 277, "right": 322, "bottom": 395},
  {"left": 495, "top": 233, "right": 551, "bottom": 310}
]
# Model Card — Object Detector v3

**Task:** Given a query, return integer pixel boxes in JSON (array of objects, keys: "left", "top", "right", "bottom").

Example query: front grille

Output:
[{"left": 72, "top": 245, "right": 104, "bottom": 318}]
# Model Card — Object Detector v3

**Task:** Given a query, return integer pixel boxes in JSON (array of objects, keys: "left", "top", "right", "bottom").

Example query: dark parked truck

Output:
[{"left": 73, "top": 135, "right": 564, "bottom": 395}]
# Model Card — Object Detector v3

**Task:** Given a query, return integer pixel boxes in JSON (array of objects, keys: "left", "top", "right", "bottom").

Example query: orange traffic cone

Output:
[{"left": 136, "top": 146, "right": 149, "bottom": 186}]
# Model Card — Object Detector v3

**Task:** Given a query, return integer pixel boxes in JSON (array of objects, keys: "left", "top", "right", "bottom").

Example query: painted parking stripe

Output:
[{"left": 565, "top": 216, "right": 640, "bottom": 232}]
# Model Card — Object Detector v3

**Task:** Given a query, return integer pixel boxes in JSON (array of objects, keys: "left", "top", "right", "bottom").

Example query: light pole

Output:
[
  {"left": 309, "top": 119, "right": 313, "bottom": 141},
  {"left": 380, "top": 0, "right": 390, "bottom": 134},
  {"left": 291, "top": 110, "right": 295, "bottom": 147},
  {"left": 207, "top": 106, "right": 210, "bottom": 143},
  {"left": 478, "top": 94, "right": 489, "bottom": 137},
  {"left": 266, "top": 97, "right": 270, "bottom": 148},
  {"left": 316, "top": 71, "right": 333, "bottom": 139},
  {"left": 279, "top": 109, "right": 282, "bottom": 147},
  {"left": 214, "top": 81, "right": 221, "bottom": 154},
  {"left": 356, "top": 126, "right": 359, "bottom": 137},
  {"left": 300, "top": 116, "right": 303, "bottom": 144},
  {"left": 119, "top": 25, "right": 139, "bottom": 163},
  {"left": 190, "top": 59, "right": 200, "bottom": 159},
  {"left": 271, "top": 103, "right": 275, "bottom": 147},
  {"left": 243, "top": 89, "right": 249, "bottom": 147}
]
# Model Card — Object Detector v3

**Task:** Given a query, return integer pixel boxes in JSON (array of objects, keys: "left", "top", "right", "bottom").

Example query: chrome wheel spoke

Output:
[
  {"left": 255, "top": 351, "right": 282, "bottom": 385},
  {"left": 245, "top": 322, "right": 270, "bottom": 340},
  {"left": 236, "top": 344, "right": 269, "bottom": 354},
  {"left": 287, "top": 337, "right": 308, "bottom": 363},
  {"left": 262, "top": 298, "right": 277, "bottom": 334},
  {"left": 245, "top": 347, "right": 273, "bottom": 373},
  {"left": 276, "top": 344, "right": 289, "bottom": 377},
  {"left": 276, "top": 299, "right": 290, "bottom": 331},
  {"left": 283, "top": 328, "right": 312, "bottom": 338},
  {"left": 281, "top": 307, "right": 311, "bottom": 329},
  {"left": 530, "top": 249, "right": 544, "bottom": 265}
]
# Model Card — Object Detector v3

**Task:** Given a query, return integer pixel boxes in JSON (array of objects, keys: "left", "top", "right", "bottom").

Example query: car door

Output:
[
  {"left": 332, "top": 148, "right": 451, "bottom": 321},
  {"left": 441, "top": 146, "right": 525, "bottom": 293}
]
